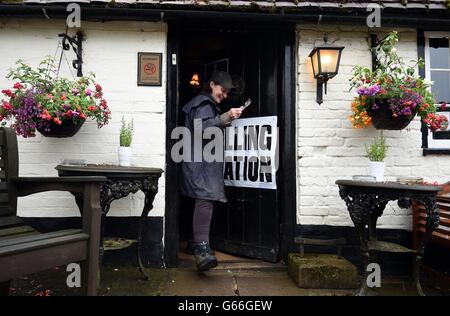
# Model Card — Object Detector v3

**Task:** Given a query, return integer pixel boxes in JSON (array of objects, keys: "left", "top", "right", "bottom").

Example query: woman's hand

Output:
[{"left": 228, "top": 108, "right": 243, "bottom": 120}]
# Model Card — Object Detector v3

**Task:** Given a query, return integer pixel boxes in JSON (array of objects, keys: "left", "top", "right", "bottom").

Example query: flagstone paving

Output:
[{"left": 7, "top": 250, "right": 450, "bottom": 296}]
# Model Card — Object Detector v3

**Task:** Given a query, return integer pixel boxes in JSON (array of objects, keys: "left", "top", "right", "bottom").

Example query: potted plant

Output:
[
  {"left": 366, "top": 133, "right": 387, "bottom": 182},
  {"left": 119, "top": 116, "right": 134, "bottom": 167},
  {"left": 349, "top": 31, "right": 448, "bottom": 131},
  {"left": 0, "top": 56, "right": 111, "bottom": 137}
]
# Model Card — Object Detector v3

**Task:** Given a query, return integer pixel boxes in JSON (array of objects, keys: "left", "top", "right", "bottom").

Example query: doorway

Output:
[{"left": 165, "top": 21, "right": 297, "bottom": 266}]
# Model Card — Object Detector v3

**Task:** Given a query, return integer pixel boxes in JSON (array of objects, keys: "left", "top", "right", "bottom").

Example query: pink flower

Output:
[
  {"left": 1, "top": 89, "right": 13, "bottom": 97},
  {"left": 13, "top": 82, "right": 23, "bottom": 89},
  {"left": 39, "top": 109, "right": 52, "bottom": 120},
  {"left": 2, "top": 102, "right": 12, "bottom": 111},
  {"left": 441, "top": 102, "right": 447, "bottom": 111},
  {"left": 85, "top": 89, "right": 92, "bottom": 96}
]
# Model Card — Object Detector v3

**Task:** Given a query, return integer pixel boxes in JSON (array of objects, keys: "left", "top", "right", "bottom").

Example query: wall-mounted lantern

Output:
[{"left": 308, "top": 34, "right": 344, "bottom": 104}]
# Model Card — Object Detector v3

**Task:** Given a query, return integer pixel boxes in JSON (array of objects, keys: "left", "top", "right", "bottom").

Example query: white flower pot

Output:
[
  {"left": 118, "top": 146, "right": 133, "bottom": 167},
  {"left": 368, "top": 161, "right": 385, "bottom": 182}
]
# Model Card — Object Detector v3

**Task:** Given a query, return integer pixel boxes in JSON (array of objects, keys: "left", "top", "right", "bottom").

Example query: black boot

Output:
[
  {"left": 187, "top": 240, "right": 215, "bottom": 255},
  {"left": 193, "top": 241, "right": 218, "bottom": 271}
]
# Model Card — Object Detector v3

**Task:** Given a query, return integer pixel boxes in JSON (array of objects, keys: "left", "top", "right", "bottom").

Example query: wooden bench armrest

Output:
[{"left": 11, "top": 176, "right": 106, "bottom": 197}]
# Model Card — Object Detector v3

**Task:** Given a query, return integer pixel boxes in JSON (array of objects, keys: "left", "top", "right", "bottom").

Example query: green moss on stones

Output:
[
  {"left": 288, "top": 253, "right": 359, "bottom": 289},
  {"left": 0, "top": 0, "right": 25, "bottom": 3}
]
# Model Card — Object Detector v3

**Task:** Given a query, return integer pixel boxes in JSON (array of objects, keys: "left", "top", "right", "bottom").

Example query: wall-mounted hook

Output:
[{"left": 58, "top": 30, "right": 84, "bottom": 77}]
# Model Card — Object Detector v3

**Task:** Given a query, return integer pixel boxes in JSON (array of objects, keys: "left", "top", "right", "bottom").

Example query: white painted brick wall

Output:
[
  {"left": 296, "top": 25, "right": 450, "bottom": 230},
  {"left": 0, "top": 19, "right": 167, "bottom": 217},
  {"left": 3, "top": 19, "right": 449, "bottom": 234}
]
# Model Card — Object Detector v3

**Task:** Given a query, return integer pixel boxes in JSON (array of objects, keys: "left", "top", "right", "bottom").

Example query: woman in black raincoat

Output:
[{"left": 180, "top": 71, "right": 242, "bottom": 271}]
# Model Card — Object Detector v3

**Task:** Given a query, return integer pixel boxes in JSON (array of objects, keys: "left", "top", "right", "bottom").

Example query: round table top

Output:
[
  {"left": 335, "top": 179, "right": 442, "bottom": 192},
  {"left": 56, "top": 164, "right": 164, "bottom": 175}
]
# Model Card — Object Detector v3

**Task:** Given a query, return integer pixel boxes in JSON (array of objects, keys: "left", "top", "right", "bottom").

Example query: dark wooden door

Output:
[{"left": 210, "top": 31, "right": 280, "bottom": 262}]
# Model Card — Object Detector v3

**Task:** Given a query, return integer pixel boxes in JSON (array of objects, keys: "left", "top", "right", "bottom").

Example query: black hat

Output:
[{"left": 210, "top": 71, "right": 234, "bottom": 90}]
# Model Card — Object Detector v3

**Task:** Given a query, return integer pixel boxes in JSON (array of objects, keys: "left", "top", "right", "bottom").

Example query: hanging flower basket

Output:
[
  {"left": 36, "top": 119, "right": 85, "bottom": 138},
  {"left": 366, "top": 99, "right": 417, "bottom": 130},
  {"left": 0, "top": 57, "right": 111, "bottom": 138},
  {"left": 348, "top": 31, "right": 448, "bottom": 131}
]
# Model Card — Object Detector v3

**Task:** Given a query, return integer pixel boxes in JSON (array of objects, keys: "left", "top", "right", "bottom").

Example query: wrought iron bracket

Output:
[
  {"left": 370, "top": 34, "right": 380, "bottom": 71},
  {"left": 369, "top": 33, "right": 390, "bottom": 71},
  {"left": 58, "top": 30, "right": 84, "bottom": 77}
]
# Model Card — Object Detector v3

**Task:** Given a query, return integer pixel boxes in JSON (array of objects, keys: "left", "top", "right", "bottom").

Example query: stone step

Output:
[
  {"left": 178, "top": 257, "right": 286, "bottom": 271},
  {"left": 288, "top": 253, "right": 359, "bottom": 289},
  {"left": 368, "top": 240, "right": 416, "bottom": 253}
]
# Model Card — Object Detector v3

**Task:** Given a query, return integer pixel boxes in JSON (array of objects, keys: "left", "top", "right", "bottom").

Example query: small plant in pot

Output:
[
  {"left": 119, "top": 116, "right": 134, "bottom": 167},
  {"left": 366, "top": 133, "right": 387, "bottom": 182}
]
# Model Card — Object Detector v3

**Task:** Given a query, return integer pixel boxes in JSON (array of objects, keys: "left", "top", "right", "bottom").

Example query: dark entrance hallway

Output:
[{"left": 165, "top": 22, "right": 296, "bottom": 267}]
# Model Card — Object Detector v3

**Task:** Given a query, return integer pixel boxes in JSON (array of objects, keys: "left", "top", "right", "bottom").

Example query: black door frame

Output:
[{"left": 164, "top": 20, "right": 297, "bottom": 267}]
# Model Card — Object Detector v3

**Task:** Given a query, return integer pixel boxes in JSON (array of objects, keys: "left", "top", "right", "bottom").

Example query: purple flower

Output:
[
  {"left": 8, "top": 89, "right": 40, "bottom": 137},
  {"left": 357, "top": 84, "right": 381, "bottom": 96},
  {"left": 85, "top": 89, "right": 92, "bottom": 96},
  {"left": 387, "top": 88, "right": 423, "bottom": 117}
]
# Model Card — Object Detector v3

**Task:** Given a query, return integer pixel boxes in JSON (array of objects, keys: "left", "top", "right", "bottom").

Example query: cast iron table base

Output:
[
  {"left": 336, "top": 180, "right": 441, "bottom": 296},
  {"left": 56, "top": 164, "right": 163, "bottom": 280}
]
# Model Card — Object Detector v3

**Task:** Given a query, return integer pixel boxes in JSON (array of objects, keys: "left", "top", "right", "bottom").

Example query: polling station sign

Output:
[{"left": 224, "top": 116, "right": 278, "bottom": 190}]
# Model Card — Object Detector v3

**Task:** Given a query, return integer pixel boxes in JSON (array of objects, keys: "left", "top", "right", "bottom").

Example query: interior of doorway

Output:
[{"left": 177, "top": 30, "right": 253, "bottom": 262}]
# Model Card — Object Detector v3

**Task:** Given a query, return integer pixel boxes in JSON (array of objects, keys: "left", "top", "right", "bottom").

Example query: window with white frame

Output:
[{"left": 424, "top": 32, "right": 450, "bottom": 151}]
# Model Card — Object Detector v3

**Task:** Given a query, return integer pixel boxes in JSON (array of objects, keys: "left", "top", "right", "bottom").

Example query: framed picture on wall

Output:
[{"left": 137, "top": 52, "right": 162, "bottom": 86}]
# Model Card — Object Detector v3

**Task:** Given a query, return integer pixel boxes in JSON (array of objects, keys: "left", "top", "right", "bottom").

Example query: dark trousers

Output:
[{"left": 193, "top": 199, "right": 214, "bottom": 243}]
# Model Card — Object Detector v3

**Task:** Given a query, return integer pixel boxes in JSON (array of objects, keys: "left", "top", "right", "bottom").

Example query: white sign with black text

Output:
[{"left": 223, "top": 116, "right": 278, "bottom": 190}]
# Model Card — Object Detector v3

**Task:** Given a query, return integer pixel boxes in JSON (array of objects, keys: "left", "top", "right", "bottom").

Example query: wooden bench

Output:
[
  {"left": 413, "top": 183, "right": 450, "bottom": 249},
  {"left": 412, "top": 183, "right": 450, "bottom": 279},
  {"left": 0, "top": 127, "right": 106, "bottom": 296}
]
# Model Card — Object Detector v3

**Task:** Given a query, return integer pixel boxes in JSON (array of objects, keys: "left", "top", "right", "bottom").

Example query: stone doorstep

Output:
[
  {"left": 178, "top": 257, "right": 287, "bottom": 272},
  {"left": 288, "top": 253, "right": 359, "bottom": 289}
]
